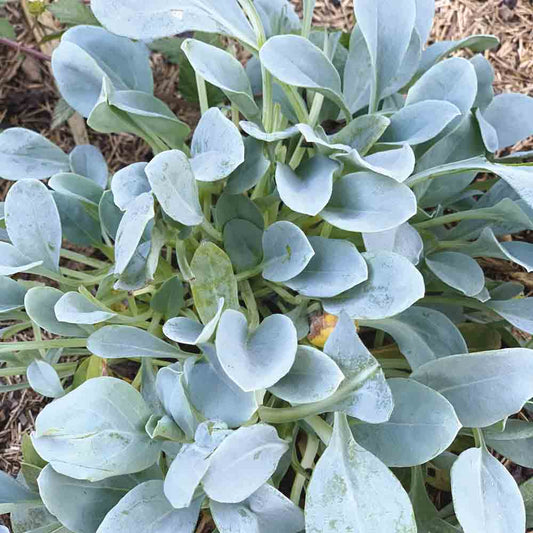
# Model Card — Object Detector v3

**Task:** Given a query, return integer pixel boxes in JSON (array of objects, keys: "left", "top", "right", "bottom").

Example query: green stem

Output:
[
  {"left": 240, "top": 280, "right": 260, "bottom": 329},
  {"left": 419, "top": 295, "right": 489, "bottom": 313},
  {"left": 60, "top": 249, "right": 109, "bottom": 269},
  {"left": 259, "top": 363, "right": 379, "bottom": 423},
  {"left": 262, "top": 67, "right": 275, "bottom": 133},
  {"left": 0, "top": 338, "right": 87, "bottom": 354},
  {"left": 302, "top": 0, "right": 316, "bottom": 39},
  {"left": 235, "top": 263, "right": 264, "bottom": 281},
  {"left": 175, "top": 239, "right": 195, "bottom": 282},
  {"left": 473, "top": 428, "right": 486, "bottom": 448},
  {"left": 196, "top": 72, "right": 209, "bottom": 115},
  {"left": 238, "top": 0, "right": 266, "bottom": 47},
  {"left": 201, "top": 219, "right": 223, "bottom": 242},
  {"left": 231, "top": 103, "right": 240, "bottom": 128},
  {"left": 414, "top": 208, "right": 506, "bottom": 230},
  {"left": 282, "top": 83, "right": 310, "bottom": 124},
  {"left": 305, "top": 415, "right": 333, "bottom": 445},
  {"left": 290, "top": 431, "right": 319, "bottom": 505}
]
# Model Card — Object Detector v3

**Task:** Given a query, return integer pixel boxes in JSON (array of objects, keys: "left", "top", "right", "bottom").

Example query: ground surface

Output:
[{"left": 1, "top": 0, "right": 533, "bottom": 531}]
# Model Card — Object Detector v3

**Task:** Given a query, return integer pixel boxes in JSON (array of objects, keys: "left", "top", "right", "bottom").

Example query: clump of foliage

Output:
[{"left": 2, "top": 0, "right": 533, "bottom": 531}]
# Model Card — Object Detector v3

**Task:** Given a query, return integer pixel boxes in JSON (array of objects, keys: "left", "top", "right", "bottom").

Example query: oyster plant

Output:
[{"left": 2, "top": 0, "right": 533, "bottom": 531}]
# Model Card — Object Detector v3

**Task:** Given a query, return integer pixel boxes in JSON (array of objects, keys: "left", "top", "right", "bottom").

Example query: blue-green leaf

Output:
[{"left": 215, "top": 310, "right": 297, "bottom": 392}]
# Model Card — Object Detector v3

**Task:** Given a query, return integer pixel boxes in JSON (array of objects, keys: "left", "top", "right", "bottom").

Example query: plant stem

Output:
[
  {"left": 290, "top": 431, "right": 319, "bottom": 505},
  {"left": 201, "top": 219, "right": 223, "bottom": 242},
  {"left": 235, "top": 263, "right": 264, "bottom": 281},
  {"left": 60, "top": 248, "right": 109, "bottom": 269},
  {"left": 231, "top": 103, "right": 240, "bottom": 128},
  {"left": 414, "top": 208, "right": 505, "bottom": 230},
  {"left": 302, "top": 0, "right": 316, "bottom": 39},
  {"left": 259, "top": 363, "right": 379, "bottom": 423},
  {"left": 175, "top": 239, "right": 195, "bottom": 282},
  {"left": 473, "top": 428, "right": 486, "bottom": 448},
  {"left": 240, "top": 280, "right": 260, "bottom": 329},
  {"left": 195, "top": 73, "right": 209, "bottom": 115},
  {"left": 0, "top": 338, "right": 88, "bottom": 354},
  {"left": 419, "top": 295, "right": 489, "bottom": 313},
  {"left": 0, "top": 37, "right": 51, "bottom": 61},
  {"left": 305, "top": 415, "right": 333, "bottom": 445}
]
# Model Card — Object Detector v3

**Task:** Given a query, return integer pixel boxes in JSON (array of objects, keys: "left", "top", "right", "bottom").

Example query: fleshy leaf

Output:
[
  {"left": 163, "top": 297, "right": 224, "bottom": 345},
  {"left": 275, "top": 155, "right": 339, "bottom": 216},
  {"left": 202, "top": 424, "right": 288, "bottom": 503},
  {"left": 426, "top": 251, "right": 485, "bottom": 297},
  {"left": 260, "top": 34, "right": 348, "bottom": 117},
  {"left": 27, "top": 360, "right": 65, "bottom": 399},
  {"left": 38, "top": 464, "right": 161, "bottom": 533},
  {"left": 190, "top": 108, "right": 245, "bottom": 182},
  {"left": 90, "top": 0, "right": 257, "bottom": 48},
  {"left": 215, "top": 309, "right": 297, "bottom": 392},
  {"left": 0, "top": 128, "right": 69, "bottom": 181},
  {"left": 305, "top": 412, "right": 417, "bottom": 532},
  {"left": 55, "top": 291, "right": 116, "bottom": 324},
  {"left": 411, "top": 349, "right": 533, "bottom": 428},
  {"left": 363, "top": 223, "right": 423, "bottom": 264},
  {"left": 96, "top": 480, "right": 202, "bottom": 533},
  {"left": 0, "top": 276, "right": 27, "bottom": 313},
  {"left": 323, "top": 252, "right": 425, "bottom": 320},
  {"left": 451, "top": 446, "right": 525, "bottom": 533},
  {"left": 285, "top": 236, "right": 368, "bottom": 298},
  {"left": 88, "top": 326, "right": 182, "bottom": 359},
  {"left": 324, "top": 312, "right": 393, "bottom": 423},
  {"left": 5, "top": 179, "right": 62, "bottom": 272},
  {"left": 32, "top": 377, "right": 161, "bottom": 481},
  {"left": 320, "top": 172, "right": 417, "bottom": 233},
  {"left": 69, "top": 144, "right": 108, "bottom": 188},
  {"left": 186, "top": 353, "right": 258, "bottom": 428},
  {"left": 25, "top": 287, "right": 88, "bottom": 337},
  {"left": 210, "top": 484, "right": 304, "bottom": 533},
  {"left": 355, "top": 378, "right": 461, "bottom": 467},
  {"left": 114, "top": 192, "right": 154, "bottom": 274},
  {"left": 181, "top": 39, "right": 260, "bottom": 121},
  {"left": 190, "top": 242, "right": 239, "bottom": 324},
  {"left": 52, "top": 25, "right": 153, "bottom": 117},
  {"left": 268, "top": 345, "right": 344, "bottom": 404},
  {"left": 111, "top": 162, "right": 151, "bottom": 211},
  {"left": 262, "top": 221, "right": 314, "bottom": 282},
  {"left": 383, "top": 100, "right": 461, "bottom": 145},
  {"left": 145, "top": 150, "right": 203, "bottom": 227},
  {"left": 361, "top": 306, "right": 467, "bottom": 370},
  {"left": 353, "top": 0, "right": 416, "bottom": 104},
  {"left": 482, "top": 93, "right": 533, "bottom": 150}
]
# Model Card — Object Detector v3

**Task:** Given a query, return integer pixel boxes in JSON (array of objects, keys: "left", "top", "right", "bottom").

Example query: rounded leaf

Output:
[
  {"left": 52, "top": 25, "right": 153, "bottom": 116},
  {"left": 411, "top": 348, "right": 533, "bottom": 428},
  {"left": 145, "top": 150, "right": 202, "bottom": 227},
  {"left": 0, "top": 128, "right": 69, "bottom": 181},
  {"left": 321, "top": 172, "right": 417, "bottom": 233},
  {"left": 191, "top": 108, "right": 244, "bottom": 182},
  {"left": 451, "top": 447, "right": 525, "bottom": 533},
  {"left": 215, "top": 310, "right": 297, "bottom": 391},
  {"left": 32, "top": 377, "right": 161, "bottom": 481},
  {"left": 269, "top": 346, "right": 344, "bottom": 404},
  {"left": 25, "top": 287, "right": 87, "bottom": 337},
  {"left": 355, "top": 378, "right": 461, "bottom": 467},
  {"left": 202, "top": 424, "right": 288, "bottom": 504},
  {"left": 285, "top": 236, "right": 368, "bottom": 298},
  {"left": 5, "top": 179, "right": 62, "bottom": 272},
  {"left": 323, "top": 252, "right": 425, "bottom": 320},
  {"left": 262, "top": 221, "right": 314, "bottom": 282},
  {"left": 275, "top": 156, "right": 339, "bottom": 216}
]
